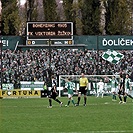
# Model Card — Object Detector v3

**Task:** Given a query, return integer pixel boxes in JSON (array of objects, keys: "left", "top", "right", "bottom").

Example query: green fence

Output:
[
  {"left": 1, "top": 35, "right": 133, "bottom": 50},
  {"left": 98, "top": 36, "right": 133, "bottom": 50},
  {"left": 0, "top": 36, "right": 23, "bottom": 50}
]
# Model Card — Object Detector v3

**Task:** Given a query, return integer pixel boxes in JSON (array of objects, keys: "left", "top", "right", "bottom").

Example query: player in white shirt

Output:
[
  {"left": 97, "top": 79, "right": 105, "bottom": 98},
  {"left": 110, "top": 76, "right": 118, "bottom": 101}
]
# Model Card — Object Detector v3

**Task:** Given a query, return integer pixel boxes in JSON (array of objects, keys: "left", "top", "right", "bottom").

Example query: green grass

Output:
[{"left": 0, "top": 96, "right": 133, "bottom": 133}]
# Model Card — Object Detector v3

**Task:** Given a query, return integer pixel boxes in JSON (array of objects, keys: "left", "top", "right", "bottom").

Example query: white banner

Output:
[{"left": 20, "top": 81, "right": 44, "bottom": 90}]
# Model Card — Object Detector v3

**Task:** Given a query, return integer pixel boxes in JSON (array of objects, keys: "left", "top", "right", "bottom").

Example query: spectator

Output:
[{"left": 1, "top": 49, "right": 132, "bottom": 89}]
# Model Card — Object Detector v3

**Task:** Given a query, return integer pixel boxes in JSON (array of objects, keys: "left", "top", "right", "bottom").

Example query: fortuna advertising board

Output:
[{"left": 0, "top": 90, "right": 41, "bottom": 98}]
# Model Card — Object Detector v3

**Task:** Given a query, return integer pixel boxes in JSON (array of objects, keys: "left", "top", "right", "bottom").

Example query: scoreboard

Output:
[{"left": 26, "top": 22, "right": 73, "bottom": 45}]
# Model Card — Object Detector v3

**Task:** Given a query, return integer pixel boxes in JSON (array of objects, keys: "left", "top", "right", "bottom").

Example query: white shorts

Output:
[
  {"left": 111, "top": 88, "right": 117, "bottom": 93},
  {"left": 68, "top": 94, "right": 73, "bottom": 98},
  {"left": 97, "top": 89, "right": 104, "bottom": 93}
]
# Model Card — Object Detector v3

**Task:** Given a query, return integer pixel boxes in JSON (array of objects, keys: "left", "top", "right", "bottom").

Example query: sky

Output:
[{"left": 19, "top": 0, "right": 26, "bottom": 6}]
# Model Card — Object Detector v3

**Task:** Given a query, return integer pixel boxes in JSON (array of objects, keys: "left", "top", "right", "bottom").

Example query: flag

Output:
[{"left": 102, "top": 50, "right": 124, "bottom": 64}]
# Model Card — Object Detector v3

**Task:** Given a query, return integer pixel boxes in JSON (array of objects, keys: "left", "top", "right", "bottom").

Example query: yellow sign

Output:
[
  {"left": 68, "top": 40, "right": 72, "bottom": 44},
  {"left": 0, "top": 90, "right": 41, "bottom": 98},
  {"left": 27, "top": 40, "right": 31, "bottom": 45}
]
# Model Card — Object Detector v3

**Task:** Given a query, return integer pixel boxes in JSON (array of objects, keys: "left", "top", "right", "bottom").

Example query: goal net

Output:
[{"left": 59, "top": 75, "right": 120, "bottom": 96}]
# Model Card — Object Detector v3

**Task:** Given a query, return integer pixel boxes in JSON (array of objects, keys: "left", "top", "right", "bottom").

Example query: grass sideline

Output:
[{"left": 0, "top": 96, "right": 133, "bottom": 133}]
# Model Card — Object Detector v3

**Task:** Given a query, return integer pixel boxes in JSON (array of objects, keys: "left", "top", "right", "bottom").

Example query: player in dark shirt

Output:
[
  {"left": 47, "top": 76, "right": 63, "bottom": 108},
  {"left": 118, "top": 74, "right": 124, "bottom": 104}
]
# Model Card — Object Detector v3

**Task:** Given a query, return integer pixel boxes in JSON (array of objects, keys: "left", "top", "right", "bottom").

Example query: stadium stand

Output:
[{"left": 1, "top": 49, "right": 133, "bottom": 88}]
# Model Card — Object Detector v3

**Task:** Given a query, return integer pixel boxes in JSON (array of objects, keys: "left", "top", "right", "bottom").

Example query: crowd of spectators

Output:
[{"left": 1, "top": 48, "right": 133, "bottom": 87}]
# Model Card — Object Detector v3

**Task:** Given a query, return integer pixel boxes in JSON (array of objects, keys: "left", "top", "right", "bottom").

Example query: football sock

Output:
[
  {"left": 119, "top": 96, "right": 122, "bottom": 101},
  {"left": 77, "top": 97, "right": 80, "bottom": 104},
  {"left": 127, "top": 94, "right": 133, "bottom": 99},
  {"left": 124, "top": 96, "right": 127, "bottom": 102},
  {"left": 114, "top": 95, "right": 116, "bottom": 100},
  {"left": 84, "top": 97, "right": 87, "bottom": 104},
  {"left": 55, "top": 99, "right": 61, "bottom": 103},
  {"left": 113, "top": 94, "right": 115, "bottom": 99},
  {"left": 49, "top": 99, "right": 52, "bottom": 106},
  {"left": 72, "top": 100, "right": 75, "bottom": 105},
  {"left": 113, "top": 94, "right": 116, "bottom": 100},
  {"left": 67, "top": 100, "right": 70, "bottom": 106},
  {"left": 102, "top": 93, "right": 104, "bottom": 98},
  {"left": 112, "top": 95, "right": 114, "bottom": 99},
  {"left": 97, "top": 93, "right": 99, "bottom": 97}
]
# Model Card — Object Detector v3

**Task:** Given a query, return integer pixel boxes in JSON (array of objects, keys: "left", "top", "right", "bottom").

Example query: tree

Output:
[
  {"left": 63, "top": 0, "right": 73, "bottom": 21},
  {"left": 105, "top": 0, "right": 132, "bottom": 35},
  {"left": 2, "top": 0, "right": 21, "bottom": 35},
  {"left": 63, "top": 0, "right": 83, "bottom": 35},
  {"left": 72, "top": 0, "right": 83, "bottom": 35},
  {"left": 27, "top": 0, "right": 37, "bottom": 21},
  {"left": 81, "top": 0, "right": 101, "bottom": 35},
  {"left": 36, "top": 0, "right": 44, "bottom": 21},
  {"left": 43, "top": 0, "right": 58, "bottom": 21}
]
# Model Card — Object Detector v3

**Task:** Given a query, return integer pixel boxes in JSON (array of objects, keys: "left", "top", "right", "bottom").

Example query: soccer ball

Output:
[{"left": 7, "top": 91, "right": 12, "bottom": 96}]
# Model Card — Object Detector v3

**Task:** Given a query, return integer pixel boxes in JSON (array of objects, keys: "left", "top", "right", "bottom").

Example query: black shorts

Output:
[
  {"left": 48, "top": 92, "right": 58, "bottom": 100},
  {"left": 118, "top": 89, "right": 124, "bottom": 95},
  {"left": 79, "top": 86, "right": 87, "bottom": 95}
]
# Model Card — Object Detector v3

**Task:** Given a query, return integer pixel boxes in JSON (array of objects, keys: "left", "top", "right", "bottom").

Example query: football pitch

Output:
[{"left": 0, "top": 96, "right": 133, "bottom": 133}]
